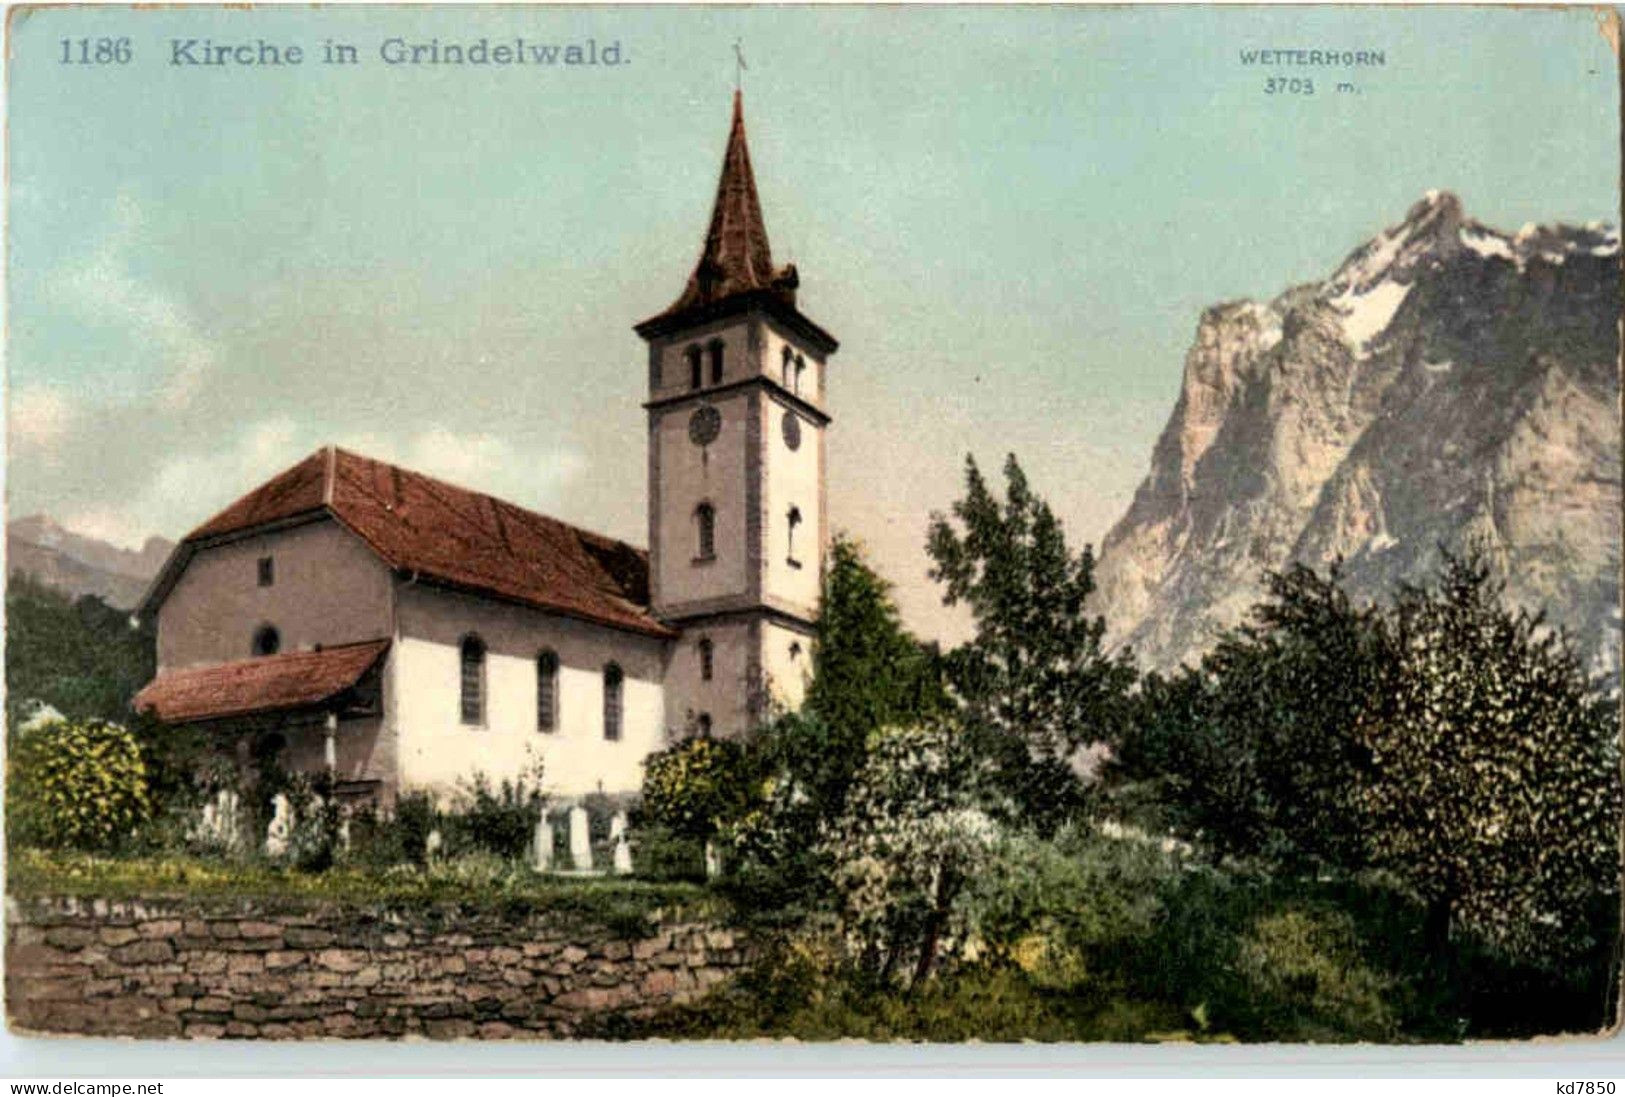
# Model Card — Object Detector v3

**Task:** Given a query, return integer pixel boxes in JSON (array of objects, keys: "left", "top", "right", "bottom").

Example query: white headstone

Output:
[
  {"left": 425, "top": 827, "right": 443, "bottom": 861},
  {"left": 568, "top": 805, "right": 592, "bottom": 871},
  {"left": 196, "top": 788, "right": 243, "bottom": 853},
  {"left": 532, "top": 814, "right": 553, "bottom": 872},
  {"left": 704, "top": 839, "right": 721, "bottom": 880},
  {"left": 264, "top": 792, "right": 294, "bottom": 858},
  {"left": 610, "top": 811, "right": 632, "bottom": 875}
]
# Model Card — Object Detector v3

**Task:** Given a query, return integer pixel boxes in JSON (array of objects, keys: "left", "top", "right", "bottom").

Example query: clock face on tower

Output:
[
  {"left": 781, "top": 410, "right": 802, "bottom": 451},
  {"left": 688, "top": 406, "right": 721, "bottom": 446}
]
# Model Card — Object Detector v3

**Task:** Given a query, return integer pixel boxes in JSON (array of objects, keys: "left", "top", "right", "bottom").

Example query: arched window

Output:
[
  {"left": 686, "top": 345, "right": 702, "bottom": 391},
  {"left": 603, "top": 663, "right": 624, "bottom": 741},
  {"left": 708, "top": 340, "right": 725, "bottom": 384},
  {"left": 252, "top": 625, "right": 280, "bottom": 657},
  {"left": 787, "top": 506, "right": 803, "bottom": 565},
  {"left": 699, "top": 638, "right": 714, "bottom": 681},
  {"left": 697, "top": 713, "right": 713, "bottom": 738},
  {"left": 536, "top": 649, "right": 559, "bottom": 732},
  {"left": 789, "top": 641, "right": 803, "bottom": 661},
  {"left": 794, "top": 354, "right": 806, "bottom": 395},
  {"left": 459, "top": 635, "right": 486, "bottom": 725},
  {"left": 695, "top": 502, "right": 716, "bottom": 561},
  {"left": 781, "top": 346, "right": 793, "bottom": 387}
]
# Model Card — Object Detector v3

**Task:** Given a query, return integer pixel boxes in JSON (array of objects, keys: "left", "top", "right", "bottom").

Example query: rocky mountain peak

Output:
[{"left": 1094, "top": 193, "right": 1620, "bottom": 677}]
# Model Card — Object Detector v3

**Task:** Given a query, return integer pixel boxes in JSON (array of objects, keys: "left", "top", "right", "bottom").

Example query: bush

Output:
[
  {"left": 7, "top": 716, "right": 151, "bottom": 851},
  {"left": 282, "top": 773, "right": 344, "bottom": 873},
  {"left": 964, "top": 824, "right": 1184, "bottom": 990},
  {"left": 1231, "top": 908, "right": 1399, "bottom": 1041},
  {"left": 637, "top": 736, "right": 758, "bottom": 843},
  {"left": 442, "top": 770, "right": 545, "bottom": 861},
  {"left": 631, "top": 822, "right": 706, "bottom": 882}
]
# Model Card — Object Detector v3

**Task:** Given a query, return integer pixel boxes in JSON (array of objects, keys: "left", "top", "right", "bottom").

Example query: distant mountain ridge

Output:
[
  {"left": 8, "top": 515, "right": 172, "bottom": 610},
  {"left": 1093, "top": 191, "right": 1621, "bottom": 677}
]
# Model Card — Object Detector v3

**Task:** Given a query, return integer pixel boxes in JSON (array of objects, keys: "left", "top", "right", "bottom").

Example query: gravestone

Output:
[
  {"left": 610, "top": 811, "right": 632, "bottom": 875},
  {"left": 569, "top": 805, "right": 592, "bottom": 871},
  {"left": 264, "top": 792, "right": 294, "bottom": 858},
  {"left": 532, "top": 813, "right": 553, "bottom": 872}
]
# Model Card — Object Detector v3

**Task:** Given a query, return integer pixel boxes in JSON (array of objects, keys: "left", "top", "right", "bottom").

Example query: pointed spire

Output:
[{"left": 658, "top": 92, "right": 795, "bottom": 318}]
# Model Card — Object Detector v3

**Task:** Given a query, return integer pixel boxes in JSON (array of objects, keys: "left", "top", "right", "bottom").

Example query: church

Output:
[{"left": 132, "top": 93, "right": 837, "bottom": 807}]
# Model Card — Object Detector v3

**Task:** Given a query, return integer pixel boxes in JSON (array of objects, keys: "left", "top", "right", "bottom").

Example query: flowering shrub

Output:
[
  {"left": 638, "top": 736, "right": 758, "bottom": 843},
  {"left": 817, "top": 721, "right": 999, "bottom": 987},
  {"left": 7, "top": 716, "right": 150, "bottom": 851}
]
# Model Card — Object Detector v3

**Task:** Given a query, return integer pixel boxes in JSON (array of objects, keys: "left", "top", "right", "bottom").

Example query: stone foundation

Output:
[{"left": 6, "top": 896, "right": 749, "bottom": 1039}]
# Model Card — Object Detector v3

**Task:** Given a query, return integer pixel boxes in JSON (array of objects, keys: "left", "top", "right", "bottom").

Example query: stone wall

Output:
[{"left": 6, "top": 896, "right": 750, "bottom": 1039}]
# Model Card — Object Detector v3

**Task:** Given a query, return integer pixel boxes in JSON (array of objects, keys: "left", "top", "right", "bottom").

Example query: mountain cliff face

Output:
[
  {"left": 7, "top": 516, "right": 172, "bottom": 609},
  {"left": 1094, "top": 192, "right": 1621, "bottom": 677}
]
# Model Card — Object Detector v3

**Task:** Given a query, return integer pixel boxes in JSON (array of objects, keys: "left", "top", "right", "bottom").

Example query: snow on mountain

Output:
[{"left": 1093, "top": 191, "right": 1621, "bottom": 677}]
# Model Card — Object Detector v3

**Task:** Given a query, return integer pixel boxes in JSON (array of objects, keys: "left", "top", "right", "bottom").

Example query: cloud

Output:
[
  {"left": 9, "top": 385, "right": 77, "bottom": 453},
  {"left": 49, "top": 190, "right": 216, "bottom": 410}
]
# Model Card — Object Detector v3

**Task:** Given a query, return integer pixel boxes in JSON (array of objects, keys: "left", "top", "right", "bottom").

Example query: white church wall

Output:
[
  {"left": 757, "top": 316, "right": 826, "bottom": 404},
  {"left": 649, "top": 317, "right": 752, "bottom": 402},
  {"left": 391, "top": 583, "right": 669, "bottom": 801},
  {"left": 651, "top": 386, "right": 753, "bottom": 612},
  {"left": 759, "top": 618, "right": 814, "bottom": 716},
  {"left": 156, "top": 517, "right": 394, "bottom": 671},
  {"left": 760, "top": 394, "right": 824, "bottom": 617}
]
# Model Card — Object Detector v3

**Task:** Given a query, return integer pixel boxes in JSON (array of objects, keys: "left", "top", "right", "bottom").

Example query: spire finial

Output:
[{"left": 733, "top": 39, "right": 747, "bottom": 92}]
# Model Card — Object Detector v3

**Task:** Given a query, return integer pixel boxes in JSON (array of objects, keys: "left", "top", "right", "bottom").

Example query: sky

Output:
[{"left": 7, "top": 4, "right": 1619, "bottom": 641}]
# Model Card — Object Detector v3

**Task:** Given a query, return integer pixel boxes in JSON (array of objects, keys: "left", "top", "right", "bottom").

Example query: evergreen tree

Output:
[{"left": 807, "top": 533, "right": 946, "bottom": 746}]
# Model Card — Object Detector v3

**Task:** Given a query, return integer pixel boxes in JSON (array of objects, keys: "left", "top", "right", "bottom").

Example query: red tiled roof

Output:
[
  {"left": 133, "top": 640, "right": 390, "bottom": 724},
  {"left": 636, "top": 92, "right": 812, "bottom": 337},
  {"left": 148, "top": 447, "right": 672, "bottom": 639}
]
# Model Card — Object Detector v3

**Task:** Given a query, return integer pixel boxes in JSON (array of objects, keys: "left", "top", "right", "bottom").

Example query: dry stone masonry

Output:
[{"left": 6, "top": 896, "right": 750, "bottom": 1039}]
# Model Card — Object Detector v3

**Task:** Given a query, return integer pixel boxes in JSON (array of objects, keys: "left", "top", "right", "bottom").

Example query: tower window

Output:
[
  {"left": 789, "top": 641, "right": 803, "bottom": 661},
  {"left": 794, "top": 354, "right": 806, "bottom": 395},
  {"left": 697, "top": 713, "right": 713, "bottom": 738},
  {"left": 537, "top": 649, "right": 559, "bottom": 732},
  {"left": 709, "top": 340, "right": 725, "bottom": 384},
  {"left": 252, "top": 625, "right": 280, "bottom": 657},
  {"left": 603, "top": 663, "right": 624, "bottom": 741},
  {"left": 257, "top": 556, "right": 274, "bottom": 587},
  {"left": 686, "top": 345, "right": 702, "bottom": 391},
  {"left": 699, "top": 637, "right": 714, "bottom": 681},
  {"left": 695, "top": 502, "right": 716, "bottom": 561},
  {"left": 781, "top": 346, "right": 793, "bottom": 388},
  {"left": 460, "top": 635, "right": 486, "bottom": 726},
  {"left": 787, "top": 506, "right": 803, "bottom": 567}
]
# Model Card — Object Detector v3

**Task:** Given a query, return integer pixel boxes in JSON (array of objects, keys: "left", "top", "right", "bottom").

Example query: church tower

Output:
[{"left": 635, "top": 92, "right": 838, "bottom": 739}]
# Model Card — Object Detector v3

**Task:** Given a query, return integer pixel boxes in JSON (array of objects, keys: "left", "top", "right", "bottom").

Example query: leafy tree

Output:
[
  {"left": 1114, "top": 548, "right": 1621, "bottom": 971},
  {"left": 1113, "top": 562, "right": 1389, "bottom": 867},
  {"left": 926, "top": 454, "right": 1135, "bottom": 829},
  {"left": 1361, "top": 551, "right": 1620, "bottom": 963}
]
